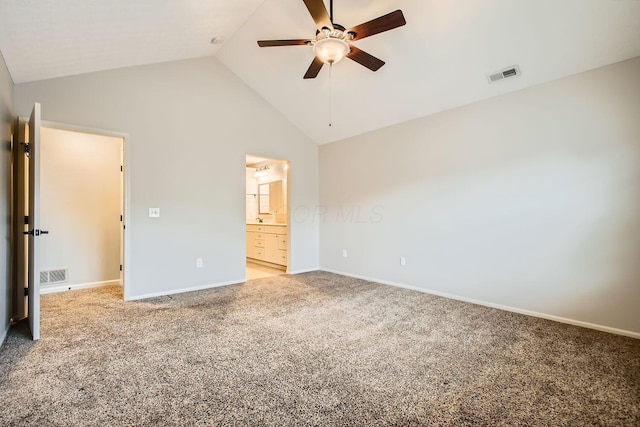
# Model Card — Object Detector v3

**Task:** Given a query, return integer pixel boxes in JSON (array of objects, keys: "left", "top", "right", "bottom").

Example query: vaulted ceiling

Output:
[{"left": 1, "top": 0, "right": 639, "bottom": 144}]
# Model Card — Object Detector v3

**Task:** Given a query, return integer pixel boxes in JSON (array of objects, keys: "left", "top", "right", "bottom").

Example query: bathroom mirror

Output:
[
  {"left": 258, "top": 180, "right": 286, "bottom": 215},
  {"left": 258, "top": 183, "right": 270, "bottom": 214}
]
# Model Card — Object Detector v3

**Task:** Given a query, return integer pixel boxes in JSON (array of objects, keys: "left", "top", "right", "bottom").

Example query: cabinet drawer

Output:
[
  {"left": 255, "top": 248, "right": 265, "bottom": 258},
  {"left": 255, "top": 239, "right": 265, "bottom": 248},
  {"left": 247, "top": 224, "right": 287, "bottom": 234},
  {"left": 278, "top": 250, "right": 287, "bottom": 264}
]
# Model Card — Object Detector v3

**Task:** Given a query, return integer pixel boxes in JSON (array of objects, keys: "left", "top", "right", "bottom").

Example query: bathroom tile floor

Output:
[{"left": 246, "top": 261, "right": 285, "bottom": 280}]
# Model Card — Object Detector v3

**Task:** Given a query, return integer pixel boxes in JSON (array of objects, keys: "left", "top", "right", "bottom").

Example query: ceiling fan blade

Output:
[
  {"left": 302, "top": 0, "right": 333, "bottom": 30},
  {"left": 257, "top": 39, "right": 310, "bottom": 47},
  {"left": 348, "top": 10, "right": 406, "bottom": 41},
  {"left": 304, "top": 57, "right": 324, "bottom": 79},
  {"left": 346, "top": 46, "right": 385, "bottom": 72}
]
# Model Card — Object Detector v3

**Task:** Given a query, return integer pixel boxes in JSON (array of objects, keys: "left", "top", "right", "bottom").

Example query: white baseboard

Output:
[
  {"left": 287, "top": 267, "right": 320, "bottom": 275},
  {"left": 127, "top": 269, "right": 321, "bottom": 301},
  {"left": 126, "top": 279, "right": 245, "bottom": 301},
  {"left": 321, "top": 268, "right": 640, "bottom": 340},
  {"left": 40, "top": 280, "right": 121, "bottom": 295},
  {"left": 0, "top": 323, "right": 10, "bottom": 347}
]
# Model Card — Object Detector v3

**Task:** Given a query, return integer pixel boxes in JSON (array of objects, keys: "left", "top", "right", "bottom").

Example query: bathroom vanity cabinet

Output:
[{"left": 246, "top": 224, "right": 287, "bottom": 268}]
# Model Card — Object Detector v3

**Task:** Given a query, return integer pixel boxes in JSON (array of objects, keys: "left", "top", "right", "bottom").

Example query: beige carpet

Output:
[{"left": 0, "top": 271, "right": 638, "bottom": 426}]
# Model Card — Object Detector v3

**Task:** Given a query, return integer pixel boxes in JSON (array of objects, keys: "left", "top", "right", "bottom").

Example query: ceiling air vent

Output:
[{"left": 487, "top": 65, "right": 521, "bottom": 83}]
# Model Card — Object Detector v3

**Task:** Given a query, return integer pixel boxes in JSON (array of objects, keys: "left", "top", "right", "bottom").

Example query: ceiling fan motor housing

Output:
[{"left": 311, "top": 24, "right": 353, "bottom": 64}]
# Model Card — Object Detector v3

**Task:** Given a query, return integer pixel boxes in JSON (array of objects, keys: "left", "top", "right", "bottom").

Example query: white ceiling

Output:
[
  {"left": 1, "top": 0, "right": 640, "bottom": 145},
  {"left": 0, "top": 0, "right": 263, "bottom": 83}
]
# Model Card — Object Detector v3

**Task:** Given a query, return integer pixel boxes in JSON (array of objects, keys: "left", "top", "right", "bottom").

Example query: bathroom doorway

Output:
[{"left": 245, "top": 155, "right": 289, "bottom": 280}]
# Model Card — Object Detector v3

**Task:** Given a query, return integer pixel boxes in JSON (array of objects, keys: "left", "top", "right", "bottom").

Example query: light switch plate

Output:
[{"left": 149, "top": 208, "right": 160, "bottom": 218}]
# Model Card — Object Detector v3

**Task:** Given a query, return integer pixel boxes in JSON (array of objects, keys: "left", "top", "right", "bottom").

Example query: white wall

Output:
[
  {"left": 40, "top": 127, "right": 121, "bottom": 287},
  {"left": 0, "top": 52, "right": 13, "bottom": 341},
  {"left": 320, "top": 57, "right": 640, "bottom": 336},
  {"left": 14, "top": 56, "right": 319, "bottom": 299}
]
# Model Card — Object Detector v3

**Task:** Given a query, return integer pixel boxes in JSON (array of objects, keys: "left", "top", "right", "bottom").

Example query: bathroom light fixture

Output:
[{"left": 254, "top": 165, "right": 270, "bottom": 177}]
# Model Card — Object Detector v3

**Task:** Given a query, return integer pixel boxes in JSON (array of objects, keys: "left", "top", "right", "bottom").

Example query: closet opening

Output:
[{"left": 38, "top": 126, "right": 125, "bottom": 296}]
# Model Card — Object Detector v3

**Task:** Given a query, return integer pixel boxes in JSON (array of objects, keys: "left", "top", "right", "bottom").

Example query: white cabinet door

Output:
[
  {"left": 246, "top": 231, "right": 256, "bottom": 259},
  {"left": 265, "top": 234, "right": 279, "bottom": 264}
]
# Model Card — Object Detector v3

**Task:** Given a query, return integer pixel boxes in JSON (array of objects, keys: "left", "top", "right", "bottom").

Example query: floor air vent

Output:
[
  {"left": 487, "top": 65, "right": 520, "bottom": 83},
  {"left": 40, "top": 269, "right": 68, "bottom": 284}
]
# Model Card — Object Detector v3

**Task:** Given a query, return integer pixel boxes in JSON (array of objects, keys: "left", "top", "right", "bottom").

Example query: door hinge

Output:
[
  {"left": 24, "top": 287, "right": 29, "bottom": 296},
  {"left": 120, "top": 165, "right": 123, "bottom": 172},
  {"left": 120, "top": 215, "right": 123, "bottom": 222},
  {"left": 23, "top": 142, "right": 30, "bottom": 157},
  {"left": 24, "top": 215, "right": 29, "bottom": 224},
  {"left": 119, "top": 264, "right": 122, "bottom": 271}
]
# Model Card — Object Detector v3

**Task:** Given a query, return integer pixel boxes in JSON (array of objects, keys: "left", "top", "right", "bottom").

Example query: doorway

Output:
[
  {"left": 12, "top": 116, "right": 129, "bottom": 340},
  {"left": 245, "top": 155, "right": 290, "bottom": 280},
  {"left": 38, "top": 126, "right": 124, "bottom": 294}
]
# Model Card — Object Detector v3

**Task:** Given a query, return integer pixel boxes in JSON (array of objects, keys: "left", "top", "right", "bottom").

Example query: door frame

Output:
[
  {"left": 244, "top": 154, "right": 291, "bottom": 274},
  {"left": 38, "top": 120, "right": 132, "bottom": 300}
]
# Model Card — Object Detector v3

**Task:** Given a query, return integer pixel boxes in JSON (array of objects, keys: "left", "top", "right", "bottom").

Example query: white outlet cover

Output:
[
  {"left": 149, "top": 208, "right": 160, "bottom": 218},
  {"left": 342, "top": 249, "right": 348, "bottom": 258},
  {"left": 400, "top": 257, "right": 407, "bottom": 266},
  {"left": 196, "top": 258, "right": 203, "bottom": 268}
]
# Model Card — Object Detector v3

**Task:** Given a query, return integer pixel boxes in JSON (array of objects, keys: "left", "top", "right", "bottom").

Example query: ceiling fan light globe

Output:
[{"left": 313, "top": 38, "right": 350, "bottom": 64}]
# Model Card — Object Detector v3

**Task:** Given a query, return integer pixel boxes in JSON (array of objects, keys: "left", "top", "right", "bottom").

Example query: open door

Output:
[{"left": 26, "top": 103, "right": 43, "bottom": 340}]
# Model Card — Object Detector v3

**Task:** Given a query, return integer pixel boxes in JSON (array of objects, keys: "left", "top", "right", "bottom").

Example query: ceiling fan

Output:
[{"left": 257, "top": 0, "right": 406, "bottom": 79}]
